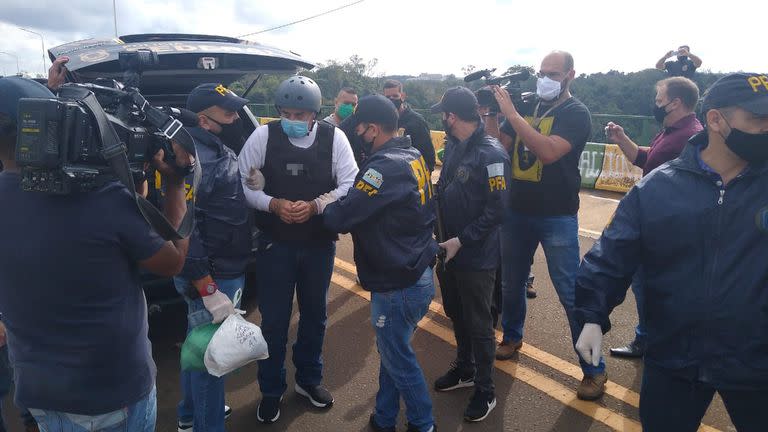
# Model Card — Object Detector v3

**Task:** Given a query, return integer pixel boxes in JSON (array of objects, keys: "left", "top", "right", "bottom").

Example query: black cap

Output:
[
  {"left": 186, "top": 83, "right": 249, "bottom": 113},
  {"left": 701, "top": 73, "right": 768, "bottom": 115},
  {"left": 0, "top": 77, "right": 55, "bottom": 121},
  {"left": 431, "top": 86, "right": 480, "bottom": 121},
  {"left": 348, "top": 94, "right": 399, "bottom": 130}
]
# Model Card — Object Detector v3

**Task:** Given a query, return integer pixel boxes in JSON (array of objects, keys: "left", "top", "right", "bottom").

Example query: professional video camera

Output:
[
  {"left": 14, "top": 49, "right": 197, "bottom": 195},
  {"left": 464, "top": 68, "right": 537, "bottom": 115}
]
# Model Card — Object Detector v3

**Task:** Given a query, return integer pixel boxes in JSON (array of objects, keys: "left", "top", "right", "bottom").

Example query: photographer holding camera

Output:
[
  {"left": 655, "top": 45, "right": 703, "bottom": 79},
  {"left": 489, "top": 51, "right": 606, "bottom": 400},
  {"left": 0, "top": 76, "right": 193, "bottom": 431}
]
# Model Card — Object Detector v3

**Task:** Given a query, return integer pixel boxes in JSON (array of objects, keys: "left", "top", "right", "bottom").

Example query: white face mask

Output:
[{"left": 536, "top": 77, "right": 562, "bottom": 101}]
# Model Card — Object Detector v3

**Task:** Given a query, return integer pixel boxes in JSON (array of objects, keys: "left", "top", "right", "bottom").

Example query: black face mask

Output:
[
  {"left": 357, "top": 125, "right": 374, "bottom": 155},
  {"left": 388, "top": 97, "right": 403, "bottom": 110},
  {"left": 653, "top": 102, "right": 672, "bottom": 124},
  {"left": 208, "top": 116, "right": 245, "bottom": 152},
  {"left": 724, "top": 127, "right": 768, "bottom": 164}
]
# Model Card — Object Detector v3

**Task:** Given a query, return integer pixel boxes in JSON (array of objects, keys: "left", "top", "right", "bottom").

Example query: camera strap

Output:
[{"left": 61, "top": 86, "right": 200, "bottom": 241}]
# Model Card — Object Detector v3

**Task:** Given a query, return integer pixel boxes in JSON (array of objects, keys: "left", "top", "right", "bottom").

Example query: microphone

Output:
[
  {"left": 464, "top": 68, "right": 496, "bottom": 82},
  {"left": 487, "top": 69, "right": 531, "bottom": 85}
]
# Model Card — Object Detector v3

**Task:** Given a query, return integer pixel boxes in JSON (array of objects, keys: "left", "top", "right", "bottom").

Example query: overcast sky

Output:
[{"left": 0, "top": 0, "right": 762, "bottom": 78}]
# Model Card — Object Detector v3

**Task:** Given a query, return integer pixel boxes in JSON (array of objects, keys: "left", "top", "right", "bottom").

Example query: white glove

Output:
[
  {"left": 245, "top": 167, "right": 266, "bottom": 191},
  {"left": 202, "top": 290, "right": 237, "bottom": 324},
  {"left": 438, "top": 237, "right": 462, "bottom": 263},
  {"left": 313, "top": 192, "right": 337, "bottom": 215},
  {"left": 575, "top": 323, "right": 603, "bottom": 367}
]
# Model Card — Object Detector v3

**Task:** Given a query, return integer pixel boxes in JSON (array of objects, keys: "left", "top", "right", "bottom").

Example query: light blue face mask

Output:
[{"left": 280, "top": 118, "right": 310, "bottom": 138}]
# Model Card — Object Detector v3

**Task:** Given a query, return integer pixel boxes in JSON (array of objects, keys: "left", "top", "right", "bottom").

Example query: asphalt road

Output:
[{"left": 2, "top": 190, "right": 737, "bottom": 432}]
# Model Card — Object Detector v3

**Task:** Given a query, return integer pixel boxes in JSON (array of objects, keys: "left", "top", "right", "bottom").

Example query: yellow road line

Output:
[{"left": 332, "top": 258, "right": 722, "bottom": 432}]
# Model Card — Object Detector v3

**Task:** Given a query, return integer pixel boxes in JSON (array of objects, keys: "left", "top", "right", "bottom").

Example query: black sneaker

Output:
[
  {"left": 406, "top": 422, "right": 437, "bottom": 432},
  {"left": 295, "top": 383, "right": 334, "bottom": 408},
  {"left": 434, "top": 366, "right": 474, "bottom": 392},
  {"left": 257, "top": 396, "right": 282, "bottom": 424},
  {"left": 369, "top": 413, "right": 396, "bottom": 432},
  {"left": 177, "top": 405, "right": 232, "bottom": 431},
  {"left": 464, "top": 390, "right": 496, "bottom": 422}
]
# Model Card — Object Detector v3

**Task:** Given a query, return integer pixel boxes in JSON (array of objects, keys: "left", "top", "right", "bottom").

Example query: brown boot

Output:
[
  {"left": 577, "top": 372, "right": 607, "bottom": 400},
  {"left": 495, "top": 340, "right": 522, "bottom": 360}
]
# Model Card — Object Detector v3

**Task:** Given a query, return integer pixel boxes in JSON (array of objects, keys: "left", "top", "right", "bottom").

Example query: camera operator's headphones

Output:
[{"left": 59, "top": 85, "right": 201, "bottom": 241}]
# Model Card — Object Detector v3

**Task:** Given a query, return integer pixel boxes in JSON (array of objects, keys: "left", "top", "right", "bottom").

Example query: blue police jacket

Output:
[
  {"left": 180, "top": 126, "right": 252, "bottom": 281},
  {"left": 437, "top": 124, "right": 511, "bottom": 271},
  {"left": 323, "top": 136, "right": 438, "bottom": 292},
  {"left": 575, "top": 136, "right": 768, "bottom": 390}
]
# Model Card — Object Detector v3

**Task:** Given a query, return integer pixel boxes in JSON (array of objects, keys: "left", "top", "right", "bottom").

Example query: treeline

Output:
[{"left": 231, "top": 56, "right": 725, "bottom": 144}]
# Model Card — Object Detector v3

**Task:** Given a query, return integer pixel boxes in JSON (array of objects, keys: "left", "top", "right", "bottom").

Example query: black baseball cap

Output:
[
  {"left": 186, "top": 83, "right": 249, "bottom": 113},
  {"left": 431, "top": 86, "right": 480, "bottom": 121},
  {"left": 701, "top": 73, "right": 768, "bottom": 115},
  {"left": 0, "top": 76, "right": 55, "bottom": 121},
  {"left": 348, "top": 94, "right": 399, "bottom": 130}
]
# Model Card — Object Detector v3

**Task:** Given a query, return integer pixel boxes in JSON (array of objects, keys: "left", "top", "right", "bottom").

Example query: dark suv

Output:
[{"left": 48, "top": 33, "right": 315, "bottom": 311}]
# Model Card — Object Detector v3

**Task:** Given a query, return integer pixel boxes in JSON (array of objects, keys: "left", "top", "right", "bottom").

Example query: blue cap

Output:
[
  {"left": 0, "top": 77, "right": 55, "bottom": 121},
  {"left": 702, "top": 73, "right": 768, "bottom": 115},
  {"left": 186, "top": 83, "right": 248, "bottom": 113}
]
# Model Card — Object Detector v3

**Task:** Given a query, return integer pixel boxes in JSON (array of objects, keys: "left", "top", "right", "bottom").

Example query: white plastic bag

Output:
[{"left": 204, "top": 313, "right": 269, "bottom": 377}]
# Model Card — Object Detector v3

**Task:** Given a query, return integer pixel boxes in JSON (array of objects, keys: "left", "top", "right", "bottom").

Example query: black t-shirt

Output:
[
  {"left": 0, "top": 173, "right": 165, "bottom": 414},
  {"left": 664, "top": 58, "right": 697, "bottom": 78},
  {"left": 500, "top": 97, "right": 591, "bottom": 216}
]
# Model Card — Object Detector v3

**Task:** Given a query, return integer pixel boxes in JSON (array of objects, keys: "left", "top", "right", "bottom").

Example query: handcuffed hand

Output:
[
  {"left": 245, "top": 167, "right": 265, "bottom": 191},
  {"left": 202, "top": 290, "right": 237, "bottom": 324},
  {"left": 438, "top": 237, "right": 462, "bottom": 263},
  {"left": 575, "top": 323, "right": 603, "bottom": 367},
  {"left": 313, "top": 192, "right": 337, "bottom": 215}
]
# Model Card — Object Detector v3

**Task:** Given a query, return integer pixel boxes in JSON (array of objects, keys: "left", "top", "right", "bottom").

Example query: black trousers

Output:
[
  {"left": 640, "top": 363, "right": 768, "bottom": 432},
  {"left": 436, "top": 266, "right": 496, "bottom": 393}
]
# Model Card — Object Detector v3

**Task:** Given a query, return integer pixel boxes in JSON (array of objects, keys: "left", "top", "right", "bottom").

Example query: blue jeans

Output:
[
  {"left": 632, "top": 269, "right": 646, "bottom": 343},
  {"left": 29, "top": 387, "right": 156, "bottom": 432},
  {"left": 500, "top": 211, "right": 605, "bottom": 375},
  {"left": 370, "top": 268, "right": 435, "bottom": 432},
  {"left": 640, "top": 364, "right": 768, "bottom": 431},
  {"left": 174, "top": 276, "right": 245, "bottom": 432},
  {"left": 256, "top": 239, "right": 335, "bottom": 397}
]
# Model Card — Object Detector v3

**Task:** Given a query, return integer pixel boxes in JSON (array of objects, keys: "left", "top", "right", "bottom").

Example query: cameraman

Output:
[
  {"left": 173, "top": 83, "right": 248, "bottom": 432},
  {"left": 490, "top": 51, "right": 606, "bottom": 400},
  {"left": 0, "top": 76, "right": 193, "bottom": 431}
]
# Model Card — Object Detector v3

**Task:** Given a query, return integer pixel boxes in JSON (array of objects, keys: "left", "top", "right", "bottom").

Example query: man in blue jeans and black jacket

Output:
[
  {"left": 173, "top": 83, "right": 250, "bottom": 432},
  {"left": 575, "top": 73, "right": 768, "bottom": 431},
  {"left": 432, "top": 87, "right": 510, "bottom": 423},
  {"left": 321, "top": 94, "right": 438, "bottom": 432}
]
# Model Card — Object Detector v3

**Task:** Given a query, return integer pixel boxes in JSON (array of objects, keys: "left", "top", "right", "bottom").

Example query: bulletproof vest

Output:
[{"left": 257, "top": 120, "right": 337, "bottom": 242}]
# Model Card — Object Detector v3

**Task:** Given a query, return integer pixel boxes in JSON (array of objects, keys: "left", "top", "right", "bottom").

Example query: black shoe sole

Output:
[
  {"left": 295, "top": 384, "right": 334, "bottom": 408},
  {"left": 609, "top": 348, "right": 645, "bottom": 358}
]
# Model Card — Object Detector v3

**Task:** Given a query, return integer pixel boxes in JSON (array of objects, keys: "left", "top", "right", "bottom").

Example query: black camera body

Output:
[
  {"left": 465, "top": 68, "right": 538, "bottom": 115},
  {"left": 15, "top": 50, "right": 188, "bottom": 194}
]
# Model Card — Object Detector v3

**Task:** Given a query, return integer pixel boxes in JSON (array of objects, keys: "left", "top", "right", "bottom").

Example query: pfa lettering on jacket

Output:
[
  {"left": 355, "top": 168, "right": 383, "bottom": 197},
  {"left": 487, "top": 162, "right": 506, "bottom": 192}
]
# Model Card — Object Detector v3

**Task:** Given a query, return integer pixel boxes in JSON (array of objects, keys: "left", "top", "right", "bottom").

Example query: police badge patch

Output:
[{"left": 363, "top": 168, "right": 383, "bottom": 188}]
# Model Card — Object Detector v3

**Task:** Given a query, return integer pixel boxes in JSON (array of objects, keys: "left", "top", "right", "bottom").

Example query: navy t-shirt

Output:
[{"left": 0, "top": 172, "right": 166, "bottom": 414}]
